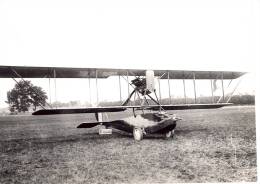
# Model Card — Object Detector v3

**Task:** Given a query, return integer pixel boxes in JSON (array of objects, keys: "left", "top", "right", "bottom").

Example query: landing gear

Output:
[
  {"left": 165, "top": 129, "right": 175, "bottom": 139},
  {"left": 133, "top": 127, "right": 143, "bottom": 141},
  {"left": 165, "top": 131, "right": 172, "bottom": 139},
  {"left": 171, "top": 129, "right": 175, "bottom": 136}
]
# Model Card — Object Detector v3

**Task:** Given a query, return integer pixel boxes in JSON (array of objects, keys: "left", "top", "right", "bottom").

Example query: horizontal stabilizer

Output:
[{"left": 77, "top": 122, "right": 100, "bottom": 128}]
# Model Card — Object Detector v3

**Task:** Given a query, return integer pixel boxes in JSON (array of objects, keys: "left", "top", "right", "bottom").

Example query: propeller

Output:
[{"left": 145, "top": 70, "right": 155, "bottom": 93}]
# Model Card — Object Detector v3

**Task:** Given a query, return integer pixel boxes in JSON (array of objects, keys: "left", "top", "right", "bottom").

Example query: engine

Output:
[{"left": 131, "top": 70, "right": 155, "bottom": 95}]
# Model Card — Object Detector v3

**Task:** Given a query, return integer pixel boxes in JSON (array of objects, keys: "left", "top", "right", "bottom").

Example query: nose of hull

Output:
[
  {"left": 121, "top": 113, "right": 179, "bottom": 135},
  {"left": 144, "top": 118, "right": 177, "bottom": 134}
]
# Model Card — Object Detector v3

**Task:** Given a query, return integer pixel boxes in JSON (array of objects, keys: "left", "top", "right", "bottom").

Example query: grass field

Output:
[{"left": 0, "top": 106, "right": 256, "bottom": 183}]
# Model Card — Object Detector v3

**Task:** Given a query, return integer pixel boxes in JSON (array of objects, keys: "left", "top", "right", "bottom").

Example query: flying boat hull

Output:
[{"left": 77, "top": 113, "right": 180, "bottom": 140}]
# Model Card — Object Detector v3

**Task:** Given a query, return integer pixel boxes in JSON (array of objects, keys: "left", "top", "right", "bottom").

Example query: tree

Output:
[{"left": 6, "top": 80, "right": 48, "bottom": 113}]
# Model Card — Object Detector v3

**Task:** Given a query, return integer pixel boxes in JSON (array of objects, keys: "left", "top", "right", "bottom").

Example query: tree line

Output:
[{"left": 99, "top": 95, "right": 255, "bottom": 106}]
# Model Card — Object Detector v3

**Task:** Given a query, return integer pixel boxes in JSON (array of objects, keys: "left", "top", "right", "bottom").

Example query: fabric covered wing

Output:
[
  {"left": 32, "top": 103, "right": 231, "bottom": 115},
  {"left": 149, "top": 103, "right": 232, "bottom": 110},
  {"left": 32, "top": 106, "right": 128, "bottom": 115},
  {"left": 0, "top": 65, "right": 245, "bottom": 79}
]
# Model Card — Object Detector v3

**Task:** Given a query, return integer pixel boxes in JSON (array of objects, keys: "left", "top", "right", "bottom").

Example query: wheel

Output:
[
  {"left": 165, "top": 131, "right": 172, "bottom": 139},
  {"left": 133, "top": 127, "right": 143, "bottom": 141},
  {"left": 171, "top": 129, "right": 175, "bottom": 135}
]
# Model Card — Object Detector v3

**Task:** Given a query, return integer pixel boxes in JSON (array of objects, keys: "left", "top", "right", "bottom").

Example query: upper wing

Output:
[
  {"left": 32, "top": 103, "right": 231, "bottom": 115},
  {"left": 0, "top": 65, "right": 245, "bottom": 79}
]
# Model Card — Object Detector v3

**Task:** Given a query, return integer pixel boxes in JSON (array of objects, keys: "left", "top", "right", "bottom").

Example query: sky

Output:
[{"left": 0, "top": 0, "right": 259, "bottom": 108}]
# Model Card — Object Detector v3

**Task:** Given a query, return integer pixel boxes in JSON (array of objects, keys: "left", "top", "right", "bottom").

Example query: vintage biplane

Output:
[{"left": 0, "top": 65, "right": 245, "bottom": 140}]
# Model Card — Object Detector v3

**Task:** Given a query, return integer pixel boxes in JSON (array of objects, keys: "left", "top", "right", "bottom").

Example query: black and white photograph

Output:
[{"left": 0, "top": 0, "right": 259, "bottom": 183}]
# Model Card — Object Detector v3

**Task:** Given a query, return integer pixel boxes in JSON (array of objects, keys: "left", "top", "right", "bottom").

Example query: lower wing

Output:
[{"left": 32, "top": 103, "right": 232, "bottom": 115}]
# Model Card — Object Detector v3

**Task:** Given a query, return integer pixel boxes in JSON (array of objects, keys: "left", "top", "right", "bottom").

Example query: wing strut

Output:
[
  {"left": 48, "top": 77, "right": 52, "bottom": 106},
  {"left": 210, "top": 79, "right": 214, "bottom": 103},
  {"left": 158, "top": 78, "right": 162, "bottom": 102},
  {"left": 193, "top": 72, "right": 197, "bottom": 103},
  {"left": 11, "top": 77, "right": 47, "bottom": 110},
  {"left": 118, "top": 75, "right": 122, "bottom": 103},
  {"left": 221, "top": 72, "right": 225, "bottom": 103},
  {"left": 167, "top": 71, "right": 171, "bottom": 104},
  {"left": 183, "top": 79, "right": 187, "bottom": 104},
  {"left": 126, "top": 71, "right": 130, "bottom": 105},
  {"left": 96, "top": 70, "right": 99, "bottom": 105},
  {"left": 216, "top": 72, "right": 226, "bottom": 103},
  {"left": 150, "top": 93, "right": 161, "bottom": 106},
  {"left": 226, "top": 78, "right": 242, "bottom": 103},
  {"left": 121, "top": 75, "right": 164, "bottom": 112},
  {"left": 88, "top": 78, "right": 92, "bottom": 105},
  {"left": 122, "top": 89, "right": 136, "bottom": 106},
  {"left": 9, "top": 67, "right": 52, "bottom": 109},
  {"left": 54, "top": 69, "right": 57, "bottom": 108}
]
